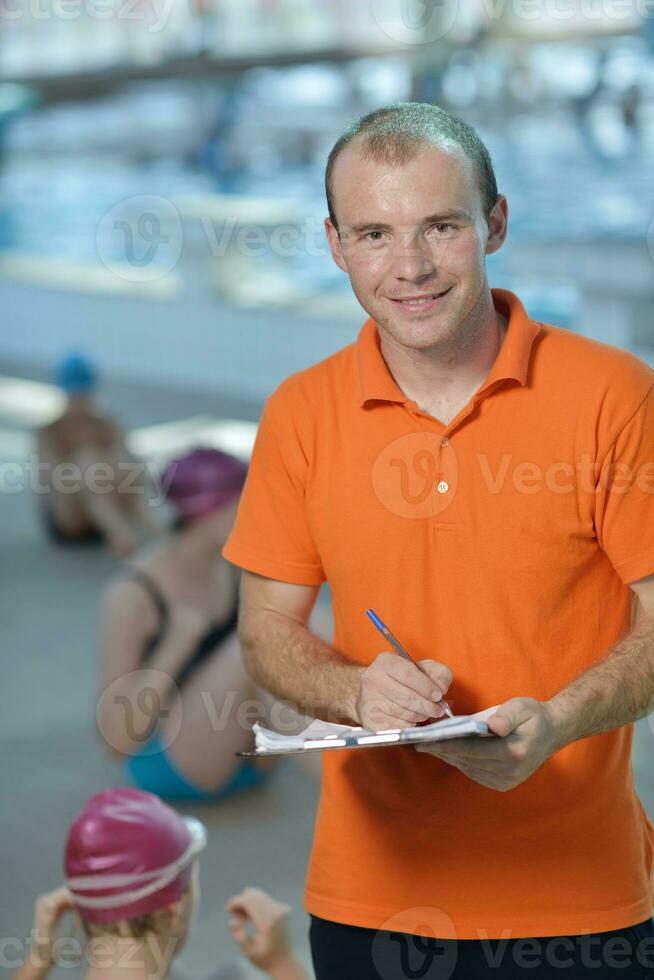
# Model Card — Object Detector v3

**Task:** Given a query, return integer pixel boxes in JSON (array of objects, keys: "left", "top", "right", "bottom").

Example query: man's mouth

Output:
[{"left": 388, "top": 287, "right": 452, "bottom": 311}]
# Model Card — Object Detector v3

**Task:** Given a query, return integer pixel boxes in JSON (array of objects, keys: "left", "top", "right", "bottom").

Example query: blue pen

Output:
[{"left": 366, "top": 608, "right": 453, "bottom": 719}]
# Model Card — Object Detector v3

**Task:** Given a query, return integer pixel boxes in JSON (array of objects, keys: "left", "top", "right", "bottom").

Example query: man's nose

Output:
[{"left": 390, "top": 235, "right": 436, "bottom": 280}]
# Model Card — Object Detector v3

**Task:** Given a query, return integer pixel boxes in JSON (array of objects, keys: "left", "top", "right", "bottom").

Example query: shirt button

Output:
[
  {"left": 437, "top": 480, "right": 449, "bottom": 494},
  {"left": 440, "top": 437, "right": 449, "bottom": 448}
]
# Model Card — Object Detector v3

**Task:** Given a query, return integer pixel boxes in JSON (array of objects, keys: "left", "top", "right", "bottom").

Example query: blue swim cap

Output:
[{"left": 54, "top": 354, "right": 98, "bottom": 394}]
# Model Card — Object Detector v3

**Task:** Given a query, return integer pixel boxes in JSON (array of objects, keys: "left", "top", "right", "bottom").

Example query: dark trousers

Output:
[{"left": 309, "top": 914, "right": 654, "bottom": 980}]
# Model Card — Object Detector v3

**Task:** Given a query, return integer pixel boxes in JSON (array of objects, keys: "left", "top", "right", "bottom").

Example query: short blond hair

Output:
[{"left": 325, "top": 102, "right": 498, "bottom": 230}]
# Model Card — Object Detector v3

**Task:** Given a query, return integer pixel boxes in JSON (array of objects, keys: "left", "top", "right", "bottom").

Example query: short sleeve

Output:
[
  {"left": 595, "top": 384, "right": 654, "bottom": 584},
  {"left": 222, "top": 385, "right": 325, "bottom": 585}
]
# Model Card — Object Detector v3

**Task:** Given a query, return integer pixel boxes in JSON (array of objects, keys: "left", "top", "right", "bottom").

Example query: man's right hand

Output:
[{"left": 355, "top": 652, "right": 452, "bottom": 730}]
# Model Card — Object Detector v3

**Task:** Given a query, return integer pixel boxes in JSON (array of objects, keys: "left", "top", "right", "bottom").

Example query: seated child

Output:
[{"left": 13, "top": 788, "right": 308, "bottom": 980}]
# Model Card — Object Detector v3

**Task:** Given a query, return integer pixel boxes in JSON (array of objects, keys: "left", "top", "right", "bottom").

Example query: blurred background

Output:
[{"left": 1, "top": 1, "right": 654, "bottom": 977}]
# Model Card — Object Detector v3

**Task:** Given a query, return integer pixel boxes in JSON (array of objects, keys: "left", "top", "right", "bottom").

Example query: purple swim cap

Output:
[
  {"left": 161, "top": 448, "right": 247, "bottom": 520},
  {"left": 64, "top": 788, "right": 206, "bottom": 924}
]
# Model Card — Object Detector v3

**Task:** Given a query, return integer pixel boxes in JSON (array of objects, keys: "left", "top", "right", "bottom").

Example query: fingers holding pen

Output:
[
  {"left": 357, "top": 652, "right": 453, "bottom": 729},
  {"left": 415, "top": 658, "right": 453, "bottom": 701}
]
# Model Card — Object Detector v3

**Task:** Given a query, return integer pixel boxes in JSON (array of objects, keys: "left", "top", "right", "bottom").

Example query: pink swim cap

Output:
[
  {"left": 64, "top": 788, "right": 206, "bottom": 924},
  {"left": 161, "top": 448, "right": 247, "bottom": 520}
]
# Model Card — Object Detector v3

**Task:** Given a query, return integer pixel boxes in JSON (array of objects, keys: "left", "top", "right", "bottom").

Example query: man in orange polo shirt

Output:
[{"left": 223, "top": 103, "right": 654, "bottom": 978}]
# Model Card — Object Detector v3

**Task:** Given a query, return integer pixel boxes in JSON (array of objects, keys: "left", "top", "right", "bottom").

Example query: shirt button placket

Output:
[
  {"left": 434, "top": 432, "right": 456, "bottom": 520},
  {"left": 437, "top": 434, "right": 450, "bottom": 493}
]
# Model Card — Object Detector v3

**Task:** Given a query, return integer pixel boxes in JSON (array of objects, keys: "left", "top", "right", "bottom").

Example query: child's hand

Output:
[
  {"left": 225, "top": 887, "right": 294, "bottom": 973},
  {"left": 28, "top": 888, "right": 75, "bottom": 970}
]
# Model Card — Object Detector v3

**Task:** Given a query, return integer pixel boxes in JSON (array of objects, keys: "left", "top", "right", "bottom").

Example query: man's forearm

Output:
[
  {"left": 547, "top": 614, "right": 654, "bottom": 749},
  {"left": 240, "top": 609, "right": 363, "bottom": 724}
]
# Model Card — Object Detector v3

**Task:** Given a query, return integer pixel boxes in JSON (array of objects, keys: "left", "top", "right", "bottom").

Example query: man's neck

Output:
[{"left": 378, "top": 294, "right": 508, "bottom": 418}]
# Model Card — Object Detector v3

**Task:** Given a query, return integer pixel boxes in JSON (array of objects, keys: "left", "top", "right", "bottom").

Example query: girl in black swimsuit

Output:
[
  {"left": 127, "top": 565, "right": 240, "bottom": 692},
  {"left": 97, "top": 448, "right": 275, "bottom": 801}
]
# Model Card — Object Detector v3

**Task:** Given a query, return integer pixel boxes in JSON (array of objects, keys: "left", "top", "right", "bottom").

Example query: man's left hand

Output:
[{"left": 415, "top": 697, "right": 561, "bottom": 792}]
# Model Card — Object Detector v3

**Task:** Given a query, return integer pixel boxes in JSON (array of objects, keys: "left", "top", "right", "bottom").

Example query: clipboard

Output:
[{"left": 237, "top": 709, "right": 497, "bottom": 757}]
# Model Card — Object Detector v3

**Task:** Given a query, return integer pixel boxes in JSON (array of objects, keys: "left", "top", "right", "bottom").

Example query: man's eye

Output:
[
  {"left": 364, "top": 231, "right": 385, "bottom": 242},
  {"left": 430, "top": 223, "right": 454, "bottom": 234}
]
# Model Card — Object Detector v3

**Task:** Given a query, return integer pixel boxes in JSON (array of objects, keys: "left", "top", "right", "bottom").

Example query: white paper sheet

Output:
[{"left": 250, "top": 706, "right": 499, "bottom": 755}]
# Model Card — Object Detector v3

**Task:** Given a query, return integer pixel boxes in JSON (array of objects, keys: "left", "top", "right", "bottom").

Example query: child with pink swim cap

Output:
[{"left": 13, "top": 788, "right": 308, "bottom": 980}]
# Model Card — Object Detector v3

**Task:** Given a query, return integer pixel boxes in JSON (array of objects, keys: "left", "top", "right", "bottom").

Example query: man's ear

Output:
[
  {"left": 324, "top": 217, "right": 348, "bottom": 274},
  {"left": 484, "top": 195, "right": 508, "bottom": 257}
]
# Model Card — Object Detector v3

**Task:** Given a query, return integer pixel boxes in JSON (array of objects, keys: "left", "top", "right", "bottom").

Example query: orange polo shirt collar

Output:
[{"left": 356, "top": 287, "right": 541, "bottom": 407}]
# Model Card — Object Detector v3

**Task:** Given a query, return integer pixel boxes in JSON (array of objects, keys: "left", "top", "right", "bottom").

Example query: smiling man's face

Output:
[{"left": 325, "top": 141, "right": 506, "bottom": 352}]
